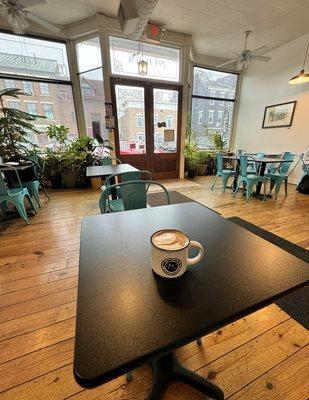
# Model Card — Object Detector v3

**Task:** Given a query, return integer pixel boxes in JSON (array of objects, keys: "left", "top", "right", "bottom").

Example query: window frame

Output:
[{"left": 191, "top": 65, "right": 239, "bottom": 149}]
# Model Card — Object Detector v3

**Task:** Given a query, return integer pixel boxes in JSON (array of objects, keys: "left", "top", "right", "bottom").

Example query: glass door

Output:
[
  {"left": 112, "top": 79, "right": 182, "bottom": 177},
  {"left": 151, "top": 87, "right": 181, "bottom": 178}
]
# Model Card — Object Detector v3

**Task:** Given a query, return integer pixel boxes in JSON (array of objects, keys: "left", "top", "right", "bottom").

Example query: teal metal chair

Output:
[
  {"left": 233, "top": 155, "right": 267, "bottom": 201},
  {"left": 247, "top": 152, "right": 265, "bottom": 174},
  {"left": 23, "top": 155, "right": 50, "bottom": 204},
  {"left": 0, "top": 165, "right": 37, "bottom": 225},
  {"left": 99, "top": 180, "right": 170, "bottom": 214},
  {"left": 211, "top": 154, "right": 238, "bottom": 193},
  {"left": 264, "top": 154, "right": 300, "bottom": 199},
  {"left": 101, "top": 170, "right": 152, "bottom": 192},
  {"left": 93, "top": 157, "right": 122, "bottom": 166}
]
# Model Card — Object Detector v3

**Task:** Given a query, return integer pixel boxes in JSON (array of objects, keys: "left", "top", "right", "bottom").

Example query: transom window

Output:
[
  {"left": 109, "top": 36, "right": 180, "bottom": 82},
  {"left": 191, "top": 67, "right": 238, "bottom": 149}
]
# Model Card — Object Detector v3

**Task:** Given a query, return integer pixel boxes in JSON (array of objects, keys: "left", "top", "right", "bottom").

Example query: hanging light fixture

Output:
[
  {"left": 138, "top": 42, "right": 148, "bottom": 76},
  {"left": 289, "top": 41, "right": 309, "bottom": 85}
]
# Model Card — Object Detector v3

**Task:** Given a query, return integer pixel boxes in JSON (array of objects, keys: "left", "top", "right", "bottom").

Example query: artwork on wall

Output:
[{"left": 262, "top": 101, "right": 297, "bottom": 128}]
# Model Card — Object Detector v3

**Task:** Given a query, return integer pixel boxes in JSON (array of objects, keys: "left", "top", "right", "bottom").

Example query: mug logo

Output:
[{"left": 161, "top": 258, "right": 182, "bottom": 276}]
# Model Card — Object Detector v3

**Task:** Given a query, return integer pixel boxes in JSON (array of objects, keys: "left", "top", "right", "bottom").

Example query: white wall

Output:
[{"left": 234, "top": 33, "right": 309, "bottom": 183}]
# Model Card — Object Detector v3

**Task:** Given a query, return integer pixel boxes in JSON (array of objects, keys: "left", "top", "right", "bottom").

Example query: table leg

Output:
[
  {"left": 148, "top": 352, "right": 224, "bottom": 400},
  {"left": 255, "top": 162, "right": 266, "bottom": 195}
]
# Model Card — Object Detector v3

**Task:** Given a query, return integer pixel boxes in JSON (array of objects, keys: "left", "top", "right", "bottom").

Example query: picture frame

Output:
[{"left": 262, "top": 101, "right": 297, "bottom": 128}]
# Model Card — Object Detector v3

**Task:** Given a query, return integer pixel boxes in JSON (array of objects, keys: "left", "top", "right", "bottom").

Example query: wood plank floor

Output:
[{"left": 0, "top": 176, "right": 308, "bottom": 400}]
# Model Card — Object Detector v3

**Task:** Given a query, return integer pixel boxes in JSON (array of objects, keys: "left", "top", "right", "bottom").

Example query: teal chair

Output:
[
  {"left": 233, "top": 155, "right": 267, "bottom": 201},
  {"left": 211, "top": 154, "right": 238, "bottom": 193},
  {"left": 99, "top": 180, "right": 170, "bottom": 214},
  {"left": 0, "top": 165, "right": 37, "bottom": 225},
  {"left": 93, "top": 157, "right": 122, "bottom": 166},
  {"left": 264, "top": 154, "right": 300, "bottom": 199},
  {"left": 101, "top": 170, "right": 152, "bottom": 192},
  {"left": 247, "top": 152, "right": 265, "bottom": 174},
  {"left": 23, "top": 155, "right": 50, "bottom": 204}
]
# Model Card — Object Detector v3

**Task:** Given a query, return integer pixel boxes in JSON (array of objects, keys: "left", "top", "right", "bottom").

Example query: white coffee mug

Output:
[{"left": 150, "top": 229, "right": 204, "bottom": 278}]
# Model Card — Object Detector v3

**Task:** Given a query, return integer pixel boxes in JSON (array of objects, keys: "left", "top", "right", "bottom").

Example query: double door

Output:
[{"left": 111, "top": 78, "right": 182, "bottom": 179}]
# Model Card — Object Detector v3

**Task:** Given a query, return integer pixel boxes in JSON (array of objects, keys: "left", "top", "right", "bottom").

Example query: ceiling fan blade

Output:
[
  {"left": 251, "top": 55, "right": 272, "bottom": 62},
  {"left": 249, "top": 45, "right": 269, "bottom": 56},
  {"left": 20, "top": 0, "right": 47, "bottom": 6},
  {"left": 26, "top": 11, "right": 61, "bottom": 33},
  {"left": 216, "top": 59, "right": 238, "bottom": 68}
]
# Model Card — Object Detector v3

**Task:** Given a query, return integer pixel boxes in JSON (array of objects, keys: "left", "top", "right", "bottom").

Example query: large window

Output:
[
  {"left": 0, "top": 32, "right": 78, "bottom": 147},
  {"left": 109, "top": 36, "right": 180, "bottom": 82},
  {"left": 76, "top": 37, "right": 106, "bottom": 139},
  {"left": 191, "top": 67, "right": 238, "bottom": 149}
]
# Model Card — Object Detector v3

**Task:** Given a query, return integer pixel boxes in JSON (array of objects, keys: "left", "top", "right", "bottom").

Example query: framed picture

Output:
[{"left": 262, "top": 101, "right": 297, "bottom": 128}]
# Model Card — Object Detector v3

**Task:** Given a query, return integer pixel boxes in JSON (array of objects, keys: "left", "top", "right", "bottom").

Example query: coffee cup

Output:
[{"left": 150, "top": 229, "right": 204, "bottom": 278}]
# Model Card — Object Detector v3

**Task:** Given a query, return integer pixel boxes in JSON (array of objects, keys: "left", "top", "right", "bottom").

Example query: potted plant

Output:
[
  {"left": 196, "top": 151, "right": 209, "bottom": 175},
  {"left": 59, "top": 149, "right": 83, "bottom": 188},
  {"left": 184, "top": 142, "right": 199, "bottom": 178},
  {"left": 0, "top": 88, "right": 42, "bottom": 161}
]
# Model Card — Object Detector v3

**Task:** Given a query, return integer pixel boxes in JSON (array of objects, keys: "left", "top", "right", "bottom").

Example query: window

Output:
[
  {"left": 198, "top": 110, "right": 203, "bottom": 124},
  {"left": 166, "top": 116, "right": 173, "bottom": 128},
  {"left": 191, "top": 67, "right": 238, "bottom": 149},
  {"left": 22, "top": 81, "right": 33, "bottom": 94},
  {"left": 154, "top": 115, "right": 159, "bottom": 126},
  {"left": 7, "top": 100, "right": 20, "bottom": 109},
  {"left": 4, "top": 79, "right": 15, "bottom": 88},
  {"left": 219, "top": 92, "right": 225, "bottom": 106},
  {"left": 0, "top": 32, "right": 78, "bottom": 148},
  {"left": 109, "top": 36, "right": 180, "bottom": 82},
  {"left": 26, "top": 102, "right": 38, "bottom": 115},
  {"left": 76, "top": 37, "right": 106, "bottom": 138},
  {"left": 39, "top": 82, "right": 50, "bottom": 95},
  {"left": 0, "top": 32, "right": 70, "bottom": 80},
  {"left": 136, "top": 114, "right": 144, "bottom": 127},
  {"left": 208, "top": 110, "right": 214, "bottom": 124},
  {"left": 43, "top": 103, "right": 54, "bottom": 119}
]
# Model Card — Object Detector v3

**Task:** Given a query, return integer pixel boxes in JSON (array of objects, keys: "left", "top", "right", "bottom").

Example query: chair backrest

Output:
[
  {"left": 0, "top": 165, "right": 23, "bottom": 196},
  {"left": 0, "top": 170, "right": 9, "bottom": 196},
  {"left": 214, "top": 154, "right": 223, "bottom": 173},
  {"left": 93, "top": 157, "right": 122, "bottom": 166},
  {"left": 239, "top": 155, "right": 255, "bottom": 177},
  {"left": 255, "top": 152, "right": 265, "bottom": 159},
  {"left": 99, "top": 180, "right": 170, "bottom": 213},
  {"left": 104, "top": 170, "right": 152, "bottom": 187}
]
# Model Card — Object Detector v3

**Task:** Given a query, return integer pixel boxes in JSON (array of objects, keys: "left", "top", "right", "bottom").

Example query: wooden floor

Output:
[{"left": 0, "top": 176, "right": 308, "bottom": 400}]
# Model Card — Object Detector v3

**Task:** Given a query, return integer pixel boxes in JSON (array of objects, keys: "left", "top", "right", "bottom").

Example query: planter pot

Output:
[
  {"left": 49, "top": 175, "right": 62, "bottom": 189},
  {"left": 187, "top": 169, "right": 197, "bottom": 178},
  {"left": 196, "top": 164, "right": 207, "bottom": 175},
  {"left": 62, "top": 173, "right": 78, "bottom": 189}
]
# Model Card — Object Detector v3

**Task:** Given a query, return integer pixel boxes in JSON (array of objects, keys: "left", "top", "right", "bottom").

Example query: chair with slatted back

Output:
[
  {"left": 0, "top": 165, "right": 37, "bottom": 225},
  {"left": 99, "top": 180, "right": 170, "bottom": 214}
]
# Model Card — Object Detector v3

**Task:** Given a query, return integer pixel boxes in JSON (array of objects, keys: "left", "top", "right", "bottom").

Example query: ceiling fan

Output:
[
  {"left": 0, "top": 0, "right": 61, "bottom": 34},
  {"left": 217, "top": 30, "right": 271, "bottom": 70}
]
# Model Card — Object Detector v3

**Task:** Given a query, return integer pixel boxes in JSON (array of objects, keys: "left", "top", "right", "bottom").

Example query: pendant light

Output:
[
  {"left": 138, "top": 42, "right": 148, "bottom": 76},
  {"left": 289, "top": 41, "right": 309, "bottom": 85}
]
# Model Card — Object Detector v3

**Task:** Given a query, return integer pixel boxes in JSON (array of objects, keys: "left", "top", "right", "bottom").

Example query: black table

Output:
[
  {"left": 86, "top": 164, "right": 139, "bottom": 178},
  {"left": 74, "top": 202, "right": 308, "bottom": 399}
]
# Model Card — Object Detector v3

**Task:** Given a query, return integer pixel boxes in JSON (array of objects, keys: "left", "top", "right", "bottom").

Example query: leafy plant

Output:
[
  {"left": 203, "top": 125, "right": 227, "bottom": 152},
  {"left": 46, "top": 124, "right": 69, "bottom": 145},
  {"left": 196, "top": 150, "right": 212, "bottom": 165},
  {"left": 0, "top": 88, "right": 43, "bottom": 160},
  {"left": 184, "top": 142, "right": 199, "bottom": 170},
  {"left": 185, "top": 114, "right": 197, "bottom": 144}
]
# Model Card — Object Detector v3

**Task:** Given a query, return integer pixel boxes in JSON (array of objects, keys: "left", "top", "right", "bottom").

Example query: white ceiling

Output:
[{"left": 11, "top": 0, "right": 309, "bottom": 58}]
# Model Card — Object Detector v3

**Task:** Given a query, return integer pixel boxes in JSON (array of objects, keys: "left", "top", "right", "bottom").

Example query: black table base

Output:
[{"left": 148, "top": 352, "right": 224, "bottom": 400}]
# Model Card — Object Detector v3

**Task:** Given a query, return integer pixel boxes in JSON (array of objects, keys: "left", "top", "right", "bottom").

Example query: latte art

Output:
[{"left": 151, "top": 230, "right": 189, "bottom": 251}]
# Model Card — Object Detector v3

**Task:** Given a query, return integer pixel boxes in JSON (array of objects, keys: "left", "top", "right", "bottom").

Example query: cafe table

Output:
[
  {"left": 74, "top": 202, "right": 308, "bottom": 399},
  {"left": 86, "top": 163, "right": 139, "bottom": 178}
]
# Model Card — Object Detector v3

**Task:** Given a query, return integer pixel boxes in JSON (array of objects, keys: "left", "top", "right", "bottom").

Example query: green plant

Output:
[
  {"left": 196, "top": 150, "right": 211, "bottom": 165},
  {"left": 184, "top": 142, "right": 199, "bottom": 170},
  {"left": 185, "top": 114, "right": 197, "bottom": 144},
  {"left": 204, "top": 125, "right": 227, "bottom": 152},
  {"left": 0, "top": 88, "right": 43, "bottom": 160},
  {"left": 46, "top": 124, "right": 69, "bottom": 145}
]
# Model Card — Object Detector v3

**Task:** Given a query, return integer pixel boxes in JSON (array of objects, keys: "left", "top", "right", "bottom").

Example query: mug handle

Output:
[{"left": 187, "top": 241, "right": 204, "bottom": 266}]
